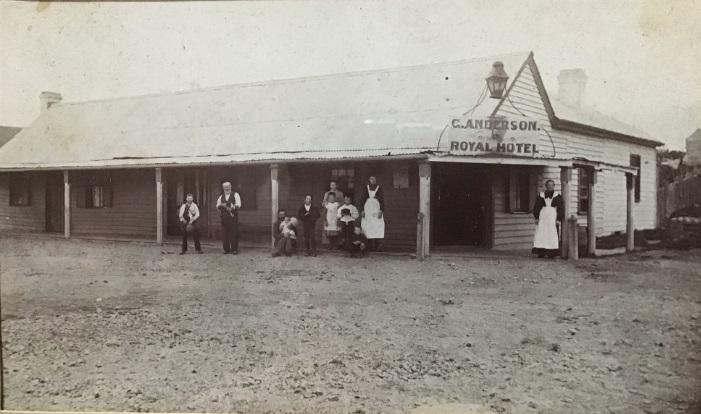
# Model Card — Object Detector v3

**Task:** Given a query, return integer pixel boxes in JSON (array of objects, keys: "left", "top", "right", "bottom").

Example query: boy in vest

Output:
[{"left": 179, "top": 194, "right": 202, "bottom": 254}]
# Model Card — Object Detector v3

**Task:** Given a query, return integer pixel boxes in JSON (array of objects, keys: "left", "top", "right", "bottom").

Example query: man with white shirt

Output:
[
  {"left": 179, "top": 193, "right": 202, "bottom": 255},
  {"left": 216, "top": 181, "right": 242, "bottom": 254}
]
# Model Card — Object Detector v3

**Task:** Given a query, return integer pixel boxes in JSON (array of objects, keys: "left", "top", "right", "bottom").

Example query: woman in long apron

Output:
[
  {"left": 361, "top": 175, "right": 385, "bottom": 251},
  {"left": 532, "top": 180, "right": 564, "bottom": 258}
]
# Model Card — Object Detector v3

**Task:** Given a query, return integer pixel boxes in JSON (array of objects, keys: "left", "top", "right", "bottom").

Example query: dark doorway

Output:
[
  {"left": 431, "top": 164, "right": 492, "bottom": 246},
  {"left": 45, "top": 172, "right": 64, "bottom": 233}
]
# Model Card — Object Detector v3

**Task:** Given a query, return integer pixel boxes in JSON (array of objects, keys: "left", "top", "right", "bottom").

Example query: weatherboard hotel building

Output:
[{"left": 0, "top": 52, "right": 662, "bottom": 256}]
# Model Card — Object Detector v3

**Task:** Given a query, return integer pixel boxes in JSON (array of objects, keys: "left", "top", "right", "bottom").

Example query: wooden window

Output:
[
  {"left": 331, "top": 167, "right": 354, "bottom": 190},
  {"left": 78, "top": 172, "right": 113, "bottom": 208},
  {"left": 9, "top": 173, "right": 31, "bottom": 206},
  {"left": 578, "top": 168, "right": 589, "bottom": 214},
  {"left": 225, "top": 168, "right": 257, "bottom": 210},
  {"left": 507, "top": 166, "right": 532, "bottom": 213},
  {"left": 630, "top": 154, "right": 641, "bottom": 203},
  {"left": 393, "top": 164, "right": 410, "bottom": 189}
]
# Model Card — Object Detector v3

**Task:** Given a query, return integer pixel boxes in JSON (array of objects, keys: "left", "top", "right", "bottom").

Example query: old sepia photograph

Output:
[{"left": 0, "top": 1, "right": 699, "bottom": 413}]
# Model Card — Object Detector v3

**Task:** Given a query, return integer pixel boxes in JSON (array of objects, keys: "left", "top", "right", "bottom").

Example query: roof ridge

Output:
[{"left": 53, "top": 51, "right": 530, "bottom": 108}]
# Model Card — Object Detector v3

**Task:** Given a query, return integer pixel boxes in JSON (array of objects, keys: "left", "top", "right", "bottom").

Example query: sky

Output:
[{"left": 1, "top": 0, "right": 699, "bottom": 150}]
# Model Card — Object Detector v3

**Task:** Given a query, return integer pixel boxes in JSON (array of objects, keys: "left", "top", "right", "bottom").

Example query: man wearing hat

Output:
[{"left": 179, "top": 193, "right": 202, "bottom": 254}]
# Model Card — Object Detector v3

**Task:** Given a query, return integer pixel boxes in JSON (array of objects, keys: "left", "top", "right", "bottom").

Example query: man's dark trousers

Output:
[
  {"left": 182, "top": 224, "right": 201, "bottom": 252},
  {"left": 221, "top": 215, "right": 239, "bottom": 253},
  {"left": 303, "top": 222, "right": 317, "bottom": 255},
  {"left": 340, "top": 221, "right": 355, "bottom": 249}
]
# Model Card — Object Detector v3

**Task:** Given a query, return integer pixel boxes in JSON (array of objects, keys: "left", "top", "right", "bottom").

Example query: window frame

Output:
[
  {"left": 577, "top": 167, "right": 590, "bottom": 215},
  {"left": 507, "top": 166, "right": 532, "bottom": 214},
  {"left": 9, "top": 173, "right": 32, "bottom": 207},
  {"left": 80, "top": 171, "right": 113, "bottom": 209},
  {"left": 223, "top": 168, "right": 257, "bottom": 211}
]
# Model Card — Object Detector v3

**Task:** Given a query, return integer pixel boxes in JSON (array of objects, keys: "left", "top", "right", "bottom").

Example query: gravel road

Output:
[{"left": 1, "top": 236, "right": 700, "bottom": 414}]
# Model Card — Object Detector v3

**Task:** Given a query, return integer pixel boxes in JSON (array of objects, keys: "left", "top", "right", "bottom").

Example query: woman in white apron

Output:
[
  {"left": 532, "top": 180, "right": 564, "bottom": 258},
  {"left": 361, "top": 175, "right": 385, "bottom": 251}
]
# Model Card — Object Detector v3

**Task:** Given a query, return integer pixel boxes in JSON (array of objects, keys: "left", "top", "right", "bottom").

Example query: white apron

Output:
[
  {"left": 533, "top": 192, "right": 560, "bottom": 250},
  {"left": 362, "top": 185, "right": 385, "bottom": 239},
  {"left": 324, "top": 202, "right": 340, "bottom": 236}
]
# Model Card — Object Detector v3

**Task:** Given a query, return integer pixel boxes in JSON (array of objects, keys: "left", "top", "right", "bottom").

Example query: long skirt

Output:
[{"left": 532, "top": 206, "right": 559, "bottom": 256}]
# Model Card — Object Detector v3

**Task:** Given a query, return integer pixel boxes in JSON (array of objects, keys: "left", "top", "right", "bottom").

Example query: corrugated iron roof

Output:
[
  {"left": 0, "top": 51, "right": 662, "bottom": 170},
  {"left": 0, "top": 52, "right": 531, "bottom": 169},
  {"left": 551, "top": 99, "right": 657, "bottom": 142},
  {"left": 0, "top": 126, "right": 22, "bottom": 150}
]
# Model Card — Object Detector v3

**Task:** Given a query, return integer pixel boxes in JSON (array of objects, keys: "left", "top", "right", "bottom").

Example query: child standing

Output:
[
  {"left": 324, "top": 193, "right": 341, "bottom": 249},
  {"left": 337, "top": 195, "right": 359, "bottom": 250}
]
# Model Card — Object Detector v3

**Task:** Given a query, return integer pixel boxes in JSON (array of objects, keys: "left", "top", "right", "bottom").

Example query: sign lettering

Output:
[{"left": 444, "top": 115, "right": 541, "bottom": 157}]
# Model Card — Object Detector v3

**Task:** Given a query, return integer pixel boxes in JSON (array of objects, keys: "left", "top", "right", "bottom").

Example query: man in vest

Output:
[
  {"left": 179, "top": 193, "right": 202, "bottom": 255},
  {"left": 216, "top": 182, "right": 242, "bottom": 254}
]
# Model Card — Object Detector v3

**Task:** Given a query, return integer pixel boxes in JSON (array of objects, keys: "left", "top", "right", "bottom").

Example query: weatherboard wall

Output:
[
  {"left": 494, "top": 61, "right": 657, "bottom": 244},
  {"left": 0, "top": 172, "right": 46, "bottom": 233}
]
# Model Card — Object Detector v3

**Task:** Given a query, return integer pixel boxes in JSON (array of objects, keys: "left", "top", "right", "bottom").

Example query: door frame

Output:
[{"left": 44, "top": 171, "right": 65, "bottom": 233}]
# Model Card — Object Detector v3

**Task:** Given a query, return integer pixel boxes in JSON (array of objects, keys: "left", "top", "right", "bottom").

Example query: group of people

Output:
[
  {"left": 178, "top": 175, "right": 563, "bottom": 260},
  {"left": 272, "top": 176, "right": 386, "bottom": 258},
  {"left": 177, "top": 177, "right": 386, "bottom": 259}
]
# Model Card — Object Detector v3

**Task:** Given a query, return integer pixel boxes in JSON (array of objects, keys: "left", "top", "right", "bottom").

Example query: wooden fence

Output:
[{"left": 657, "top": 174, "right": 701, "bottom": 226}]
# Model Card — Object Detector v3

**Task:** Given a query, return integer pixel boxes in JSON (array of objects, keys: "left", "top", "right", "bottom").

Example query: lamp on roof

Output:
[{"left": 486, "top": 61, "right": 509, "bottom": 99}]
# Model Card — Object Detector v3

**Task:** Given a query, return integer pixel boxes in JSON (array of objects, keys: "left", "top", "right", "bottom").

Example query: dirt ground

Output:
[{"left": 0, "top": 235, "right": 700, "bottom": 414}]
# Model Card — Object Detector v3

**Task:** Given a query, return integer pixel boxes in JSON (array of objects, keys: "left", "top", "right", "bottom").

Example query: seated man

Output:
[
  {"left": 272, "top": 210, "right": 297, "bottom": 257},
  {"left": 348, "top": 226, "right": 369, "bottom": 258}
]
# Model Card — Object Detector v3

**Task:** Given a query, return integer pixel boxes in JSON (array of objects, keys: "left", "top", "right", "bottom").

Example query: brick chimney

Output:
[
  {"left": 40, "top": 91, "right": 63, "bottom": 115},
  {"left": 557, "top": 69, "right": 587, "bottom": 109}
]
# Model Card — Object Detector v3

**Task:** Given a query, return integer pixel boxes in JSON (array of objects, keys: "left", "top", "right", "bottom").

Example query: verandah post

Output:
[
  {"left": 63, "top": 170, "right": 71, "bottom": 239},
  {"left": 418, "top": 161, "right": 431, "bottom": 258},
  {"left": 270, "top": 164, "right": 279, "bottom": 249},
  {"left": 587, "top": 169, "right": 598, "bottom": 256},
  {"left": 156, "top": 168, "right": 163, "bottom": 244},
  {"left": 626, "top": 172, "right": 635, "bottom": 252},
  {"left": 560, "top": 167, "right": 572, "bottom": 258}
]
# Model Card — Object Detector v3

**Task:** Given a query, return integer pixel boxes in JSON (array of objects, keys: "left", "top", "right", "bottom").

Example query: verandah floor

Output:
[{"left": 3, "top": 230, "right": 638, "bottom": 259}]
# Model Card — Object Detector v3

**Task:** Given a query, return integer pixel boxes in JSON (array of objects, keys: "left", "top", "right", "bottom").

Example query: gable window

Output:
[
  {"left": 578, "top": 167, "right": 589, "bottom": 214},
  {"left": 630, "top": 154, "right": 641, "bottom": 203},
  {"left": 9, "top": 173, "right": 32, "bottom": 206},
  {"left": 78, "top": 172, "right": 113, "bottom": 208},
  {"left": 507, "top": 166, "right": 532, "bottom": 213}
]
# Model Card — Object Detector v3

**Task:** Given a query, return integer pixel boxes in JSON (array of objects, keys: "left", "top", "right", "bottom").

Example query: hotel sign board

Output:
[{"left": 446, "top": 115, "right": 542, "bottom": 157}]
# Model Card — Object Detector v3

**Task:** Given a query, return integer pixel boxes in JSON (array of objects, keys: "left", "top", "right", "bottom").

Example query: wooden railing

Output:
[{"left": 657, "top": 175, "right": 701, "bottom": 226}]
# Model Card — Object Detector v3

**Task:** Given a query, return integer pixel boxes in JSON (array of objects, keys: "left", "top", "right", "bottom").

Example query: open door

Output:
[{"left": 431, "top": 164, "right": 491, "bottom": 247}]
